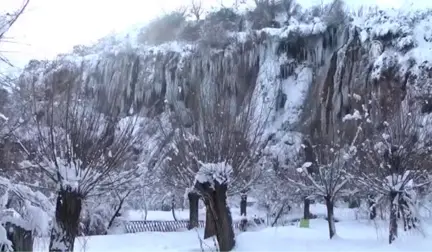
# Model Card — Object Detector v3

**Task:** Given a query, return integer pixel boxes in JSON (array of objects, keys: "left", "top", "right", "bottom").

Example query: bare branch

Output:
[
  {"left": 190, "top": 0, "right": 204, "bottom": 20},
  {"left": 0, "top": 0, "right": 30, "bottom": 65}
]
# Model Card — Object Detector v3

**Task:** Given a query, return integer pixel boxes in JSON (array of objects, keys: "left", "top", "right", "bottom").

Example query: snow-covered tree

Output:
[
  {"left": 352, "top": 101, "right": 432, "bottom": 244},
  {"left": 281, "top": 137, "right": 356, "bottom": 238},
  {"left": 0, "top": 0, "right": 31, "bottom": 169},
  {"left": 20, "top": 63, "right": 141, "bottom": 252},
  {"left": 161, "top": 75, "right": 269, "bottom": 247},
  {"left": 274, "top": 97, "right": 365, "bottom": 239},
  {"left": 0, "top": 176, "right": 53, "bottom": 252},
  {"left": 195, "top": 162, "right": 235, "bottom": 251},
  {"left": 0, "top": 2, "right": 37, "bottom": 250}
]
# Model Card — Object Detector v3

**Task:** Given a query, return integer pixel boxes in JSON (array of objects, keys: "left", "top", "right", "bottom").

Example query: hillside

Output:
[
  {"left": 15, "top": 5, "right": 432, "bottom": 163},
  {"left": 1, "top": 1, "right": 432, "bottom": 251}
]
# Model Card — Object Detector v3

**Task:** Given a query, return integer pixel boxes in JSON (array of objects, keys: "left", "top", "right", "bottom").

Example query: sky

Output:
[{"left": 0, "top": 0, "right": 426, "bottom": 72}]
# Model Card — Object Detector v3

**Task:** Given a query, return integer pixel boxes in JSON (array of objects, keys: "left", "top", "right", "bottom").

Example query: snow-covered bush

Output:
[{"left": 0, "top": 176, "right": 54, "bottom": 252}]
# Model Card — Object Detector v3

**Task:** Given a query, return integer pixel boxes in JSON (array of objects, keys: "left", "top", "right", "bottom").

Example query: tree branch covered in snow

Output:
[
  {"left": 162, "top": 81, "right": 270, "bottom": 196},
  {"left": 350, "top": 96, "right": 432, "bottom": 243},
  {"left": 352, "top": 101, "right": 432, "bottom": 195},
  {"left": 21, "top": 62, "right": 139, "bottom": 197},
  {"left": 0, "top": 175, "right": 53, "bottom": 246},
  {"left": 281, "top": 140, "right": 355, "bottom": 201}
]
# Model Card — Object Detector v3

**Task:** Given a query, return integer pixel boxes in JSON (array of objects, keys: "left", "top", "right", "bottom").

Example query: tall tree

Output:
[
  {"left": 352, "top": 99, "right": 432, "bottom": 244},
  {"left": 24, "top": 62, "right": 139, "bottom": 252},
  {"left": 161, "top": 80, "right": 269, "bottom": 250}
]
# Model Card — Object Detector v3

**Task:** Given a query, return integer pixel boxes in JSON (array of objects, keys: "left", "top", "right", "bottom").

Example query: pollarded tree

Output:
[
  {"left": 162, "top": 85, "right": 269, "bottom": 250},
  {"left": 23, "top": 63, "right": 139, "bottom": 252},
  {"left": 351, "top": 98, "right": 432, "bottom": 244},
  {"left": 80, "top": 116, "right": 168, "bottom": 236},
  {"left": 194, "top": 162, "right": 235, "bottom": 251}
]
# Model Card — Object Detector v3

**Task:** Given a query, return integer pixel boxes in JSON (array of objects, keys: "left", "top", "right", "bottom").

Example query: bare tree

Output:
[
  {"left": 24, "top": 63, "right": 139, "bottom": 252},
  {"left": 274, "top": 102, "right": 366, "bottom": 239},
  {"left": 351, "top": 100, "right": 432, "bottom": 244},
  {"left": 190, "top": 0, "right": 204, "bottom": 20},
  {"left": 280, "top": 136, "right": 357, "bottom": 238},
  {"left": 0, "top": 0, "right": 30, "bottom": 141},
  {"left": 161, "top": 84, "right": 269, "bottom": 250},
  {"left": 0, "top": 0, "right": 30, "bottom": 66}
]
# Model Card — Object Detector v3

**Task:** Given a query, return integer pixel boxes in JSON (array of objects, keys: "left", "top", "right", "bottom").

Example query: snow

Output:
[
  {"left": 0, "top": 225, "right": 12, "bottom": 252},
  {"left": 41, "top": 156, "right": 81, "bottom": 191},
  {"left": 0, "top": 113, "right": 7, "bottom": 122},
  {"left": 23, "top": 200, "right": 51, "bottom": 236},
  {"left": 195, "top": 162, "right": 233, "bottom": 186},
  {"left": 408, "top": 14, "right": 432, "bottom": 64},
  {"left": 385, "top": 171, "right": 414, "bottom": 192},
  {"left": 261, "top": 17, "right": 327, "bottom": 38},
  {"left": 33, "top": 213, "right": 432, "bottom": 251},
  {"left": 297, "top": 162, "right": 313, "bottom": 173},
  {"left": 342, "top": 109, "right": 362, "bottom": 122}
]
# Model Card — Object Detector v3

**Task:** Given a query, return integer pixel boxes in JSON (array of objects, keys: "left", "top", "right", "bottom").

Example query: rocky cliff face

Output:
[{"left": 16, "top": 8, "right": 432, "bottom": 162}]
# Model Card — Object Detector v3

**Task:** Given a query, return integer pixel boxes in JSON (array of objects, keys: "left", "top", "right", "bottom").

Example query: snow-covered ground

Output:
[
  {"left": 34, "top": 219, "right": 432, "bottom": 251},
  {"left": 32, "top": 204, "right": 432, "bottom": 251}
]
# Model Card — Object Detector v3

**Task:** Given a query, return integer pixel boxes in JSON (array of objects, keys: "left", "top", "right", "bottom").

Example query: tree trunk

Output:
[
  {"left": 49, "top": 187, "right": 82, "bottom": 252},
  {"left": 212, "top": 185, "right": 235, "bottom": 252},
  {"left": 271, "top": 204, "right": 284, "bottom": 227},
  {"left": 239, "top": 192, "right": 247, "bottom": 231},
  {"left": 325, "top": 196, "right": 336, "bottom": 239},
  {"left": 188, "top": 192, "right": 200, "bottom": 230},
  {"left": 204, "top": 199, "right": 216, "bottom": 239},
  {"left": 197, "top": 182, "right": 235, "bottom": 251},
  {"left": 368, "top": 194, "right": 377, "bottom": 220},
  {"left": 171, "top": 196, "right": 178, "bottom": 221},
  {"left": 389, "top": 192, "right": 398, "bottom": 244},
  {"left": 303, "top": 197, "right": 311, "bottom": 219},
  {"left": 240, "top": 192, "right": 247, "bottom": 216}
]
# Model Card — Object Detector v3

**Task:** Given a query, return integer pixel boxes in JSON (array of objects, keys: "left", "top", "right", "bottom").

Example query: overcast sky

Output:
[{"left": 0, "top": 0, "right": 426, "bottom": 71}]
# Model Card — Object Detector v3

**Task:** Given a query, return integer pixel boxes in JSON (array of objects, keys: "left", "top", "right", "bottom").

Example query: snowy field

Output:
[
  {"left": 33, "top": 204, "right": 432, "bottom": 251},
  {"left": 33, "top": 220, "right": 432, "bottom": 251}
]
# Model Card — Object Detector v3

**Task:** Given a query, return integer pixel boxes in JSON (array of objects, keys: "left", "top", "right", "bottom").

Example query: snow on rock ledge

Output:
[{"left": 17, "top": 9, "right": 432, "bottom": 156}]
